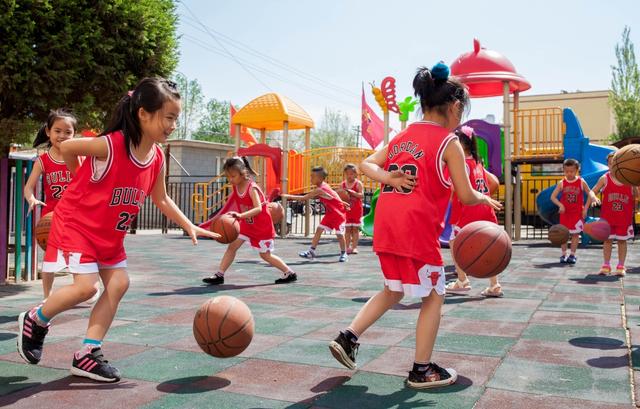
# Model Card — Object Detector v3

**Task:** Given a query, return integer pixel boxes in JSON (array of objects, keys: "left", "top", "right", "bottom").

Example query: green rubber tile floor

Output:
[{"left": 0, "top": 235, "right": 637, "bottom": 408}]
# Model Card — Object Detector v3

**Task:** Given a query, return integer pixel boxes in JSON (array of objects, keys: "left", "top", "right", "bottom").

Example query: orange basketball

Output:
[
  {"left": 267, "top": 202, "right": 284, "bottom": 224},
  {"left": 193, "top": 295, "right": 254, "bottom": 358},
  {"left": 611, "top": 144, "right": 640, "bottom": 186},
  {"left": 210, "top": 214, "right": 239, "bottom": 244},
  {"left": 583, "top": 219, "right": 611, "bottom": 241},
  {"left": 35, "top": 212, "right": 53, "bottom": 251},
  {"left": 451, "top": 221, "right": 512, "bottom": 278},
  {"left": 548, "top": 224, "right": 570, "bottom": 245},
  {"left": 337, "top": 189, "right": 350, "bottom": 202}
]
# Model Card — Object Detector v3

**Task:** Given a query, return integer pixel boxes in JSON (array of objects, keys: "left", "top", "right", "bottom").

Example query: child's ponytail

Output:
[
  {"left": 455, "top": 126, "right": 480, "bottom": 163},
  {"left": 412, "top": 62, "right": 469, "bottom": 117},
  {"left": 33, "top": 124, "right": 50, "bottom": 148}
]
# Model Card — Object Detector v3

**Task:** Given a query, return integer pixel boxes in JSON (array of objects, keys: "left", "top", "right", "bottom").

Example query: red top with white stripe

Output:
[
  {"left": 450, "top": 157, "right": 497, "bottom": 227},
  {"left": 48, "top": 131, "right": 164, "bottom": 258},
  {"left": 341, "top": 179, "right": 363, "bottom": 215},
  {"left": 318, "top": 182, "right": 347, "bottom": 220},
  {"left": 38, "top": 151, "right": 74, "bottom": 216},
  {"left": 374, "top": 121, "right": 457, "bottom": 265},
  {"left": 560, "top": 177, "right": 584, "bottom": 214},
  {"left": 600, "top": 172, "right": 634, "bottom": 227},
  {"left": 231, "top": 180, "right": 275, "bottom": 240}
]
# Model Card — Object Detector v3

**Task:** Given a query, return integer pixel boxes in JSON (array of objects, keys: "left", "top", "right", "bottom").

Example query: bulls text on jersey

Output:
[{"left": 109, "top": 187, "right": 146, "bottom": 208}]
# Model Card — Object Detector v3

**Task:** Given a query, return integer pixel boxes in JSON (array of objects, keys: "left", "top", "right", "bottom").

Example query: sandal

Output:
[
  {"left": 481, "top": 284, "right": 504, "bottom": 298},
  {"left": 351, "top": 248, "right": 359, "bottom": 255},
  {"left": 445, "top": 279, "right": 471, "bottom": 293}
]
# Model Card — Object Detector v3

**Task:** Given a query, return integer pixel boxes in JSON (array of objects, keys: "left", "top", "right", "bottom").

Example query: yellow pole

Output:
[
  {"left": 304, "top": 127, "right": 311, "bottom": 237},
  {"left": 234, "top": 124, "right": 241, "bottom": 155},
  {"left": 383, "top": 110, "right": 390, "bottom": 144},
  {"left": 280, "top": 121, "right": 289, "bottom": 237},
  {"left": 503, "top": 81, "right": 513, "bottom": 237}
]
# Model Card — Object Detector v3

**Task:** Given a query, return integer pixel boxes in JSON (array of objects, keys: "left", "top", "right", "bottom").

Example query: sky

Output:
[{"left": 175, "top": 0, "right": 639, "bottom": 140}]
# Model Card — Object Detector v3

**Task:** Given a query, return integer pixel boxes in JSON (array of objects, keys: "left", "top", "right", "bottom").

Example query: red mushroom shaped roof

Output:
[{"left": 451, "top": 39, "right": 531, "bottom": 98}]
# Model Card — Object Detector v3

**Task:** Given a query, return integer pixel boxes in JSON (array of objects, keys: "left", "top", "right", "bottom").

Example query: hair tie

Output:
[
  {"left": 431, "top": 61, "right": 450, "bottom": 81},
  {"left": 127, "top": 90, "right": 133, "bottom": 97},
  {"left": 460, "top": 125, "right": 474, "bottom": 138}
]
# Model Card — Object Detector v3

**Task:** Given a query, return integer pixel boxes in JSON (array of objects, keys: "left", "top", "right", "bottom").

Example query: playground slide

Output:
[
  {"left": 361, "top": 189, "right": 379, "bottom": 237},
  {"left": 536, "top": 108, "right": 615, "bottom": 226}
]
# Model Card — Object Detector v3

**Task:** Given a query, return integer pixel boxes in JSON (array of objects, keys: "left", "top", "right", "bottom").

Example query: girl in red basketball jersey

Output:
[
  {"left": 445, "top": 126, "right": 504, "bottom": 297},
  {"left": 550, "top": 159, "right": 597, "bottom": 264},
  {"left": 341, "top": 163, "right": 364, "bottom": 254},
  {"left": 328, "top": 63, "right": 501, "bottom": 389},
  {"left": 24, "top": 110, "right": 83, "bottom": 300},
  {"left": 17, "top": 78, "right": 218, "bottom": 382},
  {"left": 202, "top": 157, "right": 297, "bottom": 285},
  {"left": 282, "top": 166, "right": 350, "bottom": 262},
  {"left": 590, "top": 152, "right": 640, "bottom": 276}
]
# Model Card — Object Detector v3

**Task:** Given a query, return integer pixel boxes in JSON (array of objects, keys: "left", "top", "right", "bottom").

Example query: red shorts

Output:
[
  {"left": 609, "top": 224, "right": 634, "bottom": 241},
  {"left": 43, "top": 245, "right": 127, "bottom": 274},
  {"left": 345, "top": 204, "right": 363, "bottom": 227},
  {"left": 319, "top": 213, "right": 346, "bottom": 234},
  {"left": 560, "top": 213, "right": 583, "bottom": 234},
  {"left": 378, "top": 252, "right": 446, "bottom": 298}
]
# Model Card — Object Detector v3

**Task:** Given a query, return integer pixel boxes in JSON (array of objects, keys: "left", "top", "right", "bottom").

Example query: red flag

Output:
[
  {"left": 230, "top": 103, "right": 257, "bottom": 146},
  {"left": 361, "top": 87, "right": 384, "bottom": 149}
]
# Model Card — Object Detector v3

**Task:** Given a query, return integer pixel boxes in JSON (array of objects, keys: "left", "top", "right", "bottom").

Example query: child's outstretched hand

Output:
[
  {"left": 227, "top": 211, "right": 242, "bottom": 219},
  {"left": 558, "top": 204, "right": 566, "bottom": 214},
  {"left": 342, "top": 201, "right": 351, "bottom": 210},
  {"left": 27, "top": 198, "right": 46, "bottom": 215},
  {"left": 482, "top": 196, "right": 503, "bottom": 211},
  {"left": 388, "top": 170, "right": 416, "bottom": 192},
  {"left": 187, "top": 224, "right": 220, "bottom": 245}
]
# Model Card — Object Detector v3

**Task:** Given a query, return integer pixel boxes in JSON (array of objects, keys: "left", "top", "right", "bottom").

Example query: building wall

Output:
[
  {"left": 165, "top": 139, "right": 234, "bottom": 181},
  {"left": 511, "top": 90, "right": 615, "bottom": 145}
]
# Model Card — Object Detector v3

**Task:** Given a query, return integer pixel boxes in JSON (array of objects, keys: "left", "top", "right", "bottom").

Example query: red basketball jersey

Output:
[
  {"left": 341, "top": 179, "right": 363, "bottom": 217},
  {"left": 38, "top": 151, "right": 74, "bottom": 216},
  {"left": 452, "top": 158, "right": 497, "bottom": 227},
  {"left": 318, "top": 182, "right": 347, "bottom": 219},
  {"left": 601, "top": 172, "right": 634, "bottom": 227},
  {"left": 374, "top": 121, "right": 457, "bottom": 265},
  {"left": 560, "top": 177, "right": 584, "bottom": 214},
  {"left": 48, "top": 131, "right": 164, "bottom": 258},
  {"left": 232, "top": 180, "right": 275, "bottom": 241}
]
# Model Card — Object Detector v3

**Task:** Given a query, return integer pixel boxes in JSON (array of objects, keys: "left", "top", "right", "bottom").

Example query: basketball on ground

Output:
[
  {"left": 611, "top": 144, "right": 640, "bottom": 186},
  {"left": 548, "top": 224, "right": 570, "bottom": 245},
  {"left": 35, "top": 213, "right": 53, "bottom": 251},
  {"left": 193, "top": 295, "right": 254, "bottom": 358},
  {"left": 583, "top": 219, "right": 611, "bottom": 241},
  {"left": 267, "top": 202, "right": 284, "bottom": 224},
  {"left": 210, "top": 214, "right": 240, "bottom": 244},
  {"left": 451, "top": 221, "right": 512, "bottom": 278}
]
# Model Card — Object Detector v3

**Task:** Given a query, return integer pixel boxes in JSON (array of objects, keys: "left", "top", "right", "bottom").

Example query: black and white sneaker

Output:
[
  {"left": 329, "top": 332, "right": 358, "bottom": 370},
  {"left": 71, "top": 347, "right": 121, "bottom": 382},
  {"left": 405, "top": 363, "right": 457, "bottom": 389},
  {"left": 202, "top": 275, "right": 224, "bottom": 285},
  {"left": 17, "top": 310, "right": 49, "bottom": 364},
  {"left": 275, "top": 273, "right": 297, "bottom": 284},
  {"left": 299, "top": 249, "right": 316, "bottom": 259}
]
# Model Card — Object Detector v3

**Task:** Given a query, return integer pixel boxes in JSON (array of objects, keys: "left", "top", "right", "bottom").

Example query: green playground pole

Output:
[{"left": 14, "top": 160, "right": 23, "bottom": 282}]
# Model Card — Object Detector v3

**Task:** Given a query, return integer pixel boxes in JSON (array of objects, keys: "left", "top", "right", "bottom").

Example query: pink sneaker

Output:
[
  {"left": 615, "top": 265, "right": 626, "bottom": 276},
  {"left": 598, "top": 264, "right": 611, "bottom": 275}
]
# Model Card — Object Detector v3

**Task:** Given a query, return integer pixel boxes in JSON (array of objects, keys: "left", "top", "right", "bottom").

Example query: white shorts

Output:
[
  {"left": 379, "top": 253, "right": 446, "bottom": 298},
  {"left": 43, "top": 247, "right": 127, "bottom": 274},
  {"left": 449, "top": 225, "right": 461, "bottom": 241},
  {"left": 319, "top": 223, "right": 346, "bottom": 235},
  {"left": 344, "top": 222, "right": 362, "bottom": 227},
  {"left": 238, "top": 234, "right": 275, "bottom": 254}
]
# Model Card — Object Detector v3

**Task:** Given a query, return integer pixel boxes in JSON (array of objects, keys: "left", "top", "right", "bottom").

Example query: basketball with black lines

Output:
[
  {"left": 35, "top": 212, "right": 53, "bottom": 251},
  {"left": 611, "top": 144, "right": 640, "bottom": 186},
  {"left": 193, "top": 295, "right": 254, "bottom": 358},
  {"left": 451, "top": 221, "right": 512, "bottom": 278},
  {"left": 210, "top": 214, "right": 240, "bottom": 244}
]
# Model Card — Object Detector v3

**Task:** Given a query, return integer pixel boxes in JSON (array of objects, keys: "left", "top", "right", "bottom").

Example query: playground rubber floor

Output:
[{"left": 0, "top": 234, "right": 638, "bottom": 408}]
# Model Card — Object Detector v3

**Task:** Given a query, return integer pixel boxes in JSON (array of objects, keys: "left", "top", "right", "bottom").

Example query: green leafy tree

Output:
[
  {"left": 193, "top": 99, "right": 233, "bottom": 144},
  {"left": 311, "top": 108, "right": 356, "bottom": 148},
  {"left": 0, "top": 0, "right": 179, "bottom": 156},
  {"left": 173, "top": 73, "right": 205, "bottom": 140},
  {"left": 610, "top": 26, "right": 640, "bottom": 141}
]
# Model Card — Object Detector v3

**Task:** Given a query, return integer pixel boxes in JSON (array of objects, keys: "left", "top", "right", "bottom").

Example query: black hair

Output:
[
  {"left": 223, "top": 156, "right": 258, "bottom": 178},
  {"left": 454, "top": 129, "right": 479, "bottom": 163},
  {"left": 33, "top": 109, "right": 78, "bottom": 148},
  {"left": 101, "top": 77, "right": 180, "bottom": 154},
  {"left": 312, "top": 166, "right": 328, "bottom": 179},
  {"left": 343, "top": 163, "right": 358, "bottom": 174},
  {"left": 412, "top": 65, "right": 470, "bottom": 119},
  {"left": 563, "top": 158, "right": 580, "bottom": 170}
]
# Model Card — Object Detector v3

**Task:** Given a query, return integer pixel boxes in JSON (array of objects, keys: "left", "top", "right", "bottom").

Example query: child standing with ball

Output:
[
  {"left": 282, "top": 166, "right": 350, "bottom": 262},
  {"left": 590, "top": 152, "right": 639, "bottom": 276},
  {"left": 550, "top": 159, "right": 597, "bottom": 264},
  {"left": 17, "top": 77, "right": 218, "bottom": 382},
  {"left": 341, "top": 163, "right": 364, "bottom": 254},
  {"left": 202, "top": 157, "right": 298, "bottom": 285},
  {"left": 445, "top": 126, "right": 504, "bottom": 297},
  {"left": 328, "top": 63, "right": 501, "bottom": 388}
]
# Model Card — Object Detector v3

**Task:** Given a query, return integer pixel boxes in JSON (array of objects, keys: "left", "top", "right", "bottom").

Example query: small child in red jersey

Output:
[
  {"left": 328, "top": 63, "right": 501, "bottom": 389},
  {"left": 341, "top": 163, "right": 364, "bottom": 254},
  {"left": 17, "top": 78, "right": 218, "bottom": 382},
  {"left": 282, "top": 166, "right": 350, "bottom": 262},
  {"left": 445, "top": 126, "right": 503, "bottom": 297},
  {"left": 202, "top": 157, "right": 297, "bottom": 285},
  {"left": 23, "top": 109, "right": 89, "bottom": 300},
  {"left": 590, "top": 152, "right": 639, "bottom": 276},
  {"left": 550, "top": 159, "right": 597, "bottom": 264}
]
